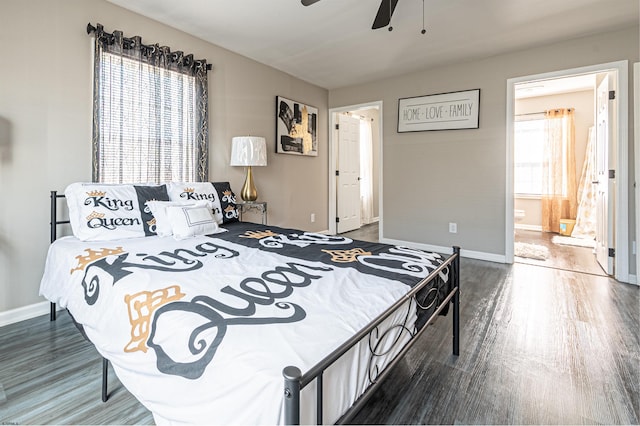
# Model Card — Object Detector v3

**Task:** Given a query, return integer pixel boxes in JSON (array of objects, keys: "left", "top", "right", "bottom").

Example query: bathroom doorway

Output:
[
  {"left": 513, "top": 73, "right": 604, "bottom": 275},
  {"left": 508, "top": 62, "right": 629, "bottom": 279}
]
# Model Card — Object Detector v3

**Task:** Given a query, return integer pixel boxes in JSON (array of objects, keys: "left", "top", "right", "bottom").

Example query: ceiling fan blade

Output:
[
  {"left": 301, "top": 0, "right": 322, "bottom": 6},
  {"left": 372, "top": 0, "right": 398, "bottom": 29}
]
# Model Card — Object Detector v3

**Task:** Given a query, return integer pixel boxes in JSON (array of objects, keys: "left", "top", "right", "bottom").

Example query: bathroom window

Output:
[{"left": 514, "top": 118, "right": 544, "bottom": 195}]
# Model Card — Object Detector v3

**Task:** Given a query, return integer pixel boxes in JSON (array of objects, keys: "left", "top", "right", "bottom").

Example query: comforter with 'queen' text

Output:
[{"left": 40, "top": 222, "right": 450, "bottom": 424}]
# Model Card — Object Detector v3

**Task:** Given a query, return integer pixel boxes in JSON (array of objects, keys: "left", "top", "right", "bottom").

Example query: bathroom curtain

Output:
[
  {"left": 541, "top": 108, "right": 577, "bottom": 233},
  {"left": 571, "top": 126, "right": 597, "bottom": 239},
  {"left": 359, "top": 119, "right": 374, "bottom": 225}
]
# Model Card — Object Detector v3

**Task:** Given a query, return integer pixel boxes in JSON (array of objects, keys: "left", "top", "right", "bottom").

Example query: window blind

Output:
[{"left": 97, "top": 52, "right": 198, "bottom": 184}]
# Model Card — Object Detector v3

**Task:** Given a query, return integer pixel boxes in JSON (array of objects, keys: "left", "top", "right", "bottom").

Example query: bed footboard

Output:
[{"left": 283, "top": 246, "right": 460, "bottom": 425}]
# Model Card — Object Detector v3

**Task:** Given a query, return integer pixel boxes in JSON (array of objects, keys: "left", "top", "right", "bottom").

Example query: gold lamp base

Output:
[{"left": 240, "top": 166, "right": 258, "bottom": 201}]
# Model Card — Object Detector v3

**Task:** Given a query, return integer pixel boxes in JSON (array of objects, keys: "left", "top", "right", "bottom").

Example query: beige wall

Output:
[
  {"left": 515, "top": 89, "right": 596, "bottom": 228},
  {"left": 0, "top": 0, "right": 637, "bottom": 318},
  {"left": 0, "top": 0, "right": 328, "bottom": 314},
  {"left": 329, "top": 26, "right": 638, "bottom": 262}
]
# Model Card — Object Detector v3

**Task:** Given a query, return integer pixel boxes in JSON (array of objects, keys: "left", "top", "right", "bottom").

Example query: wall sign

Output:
[{"left": 398, "top": 89, "right": 480, "bottom": 132}]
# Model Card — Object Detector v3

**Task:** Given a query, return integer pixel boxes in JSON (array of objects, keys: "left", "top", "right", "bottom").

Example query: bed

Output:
[{"left": 40, "top": 182, "right": 460, "bottom": 425}]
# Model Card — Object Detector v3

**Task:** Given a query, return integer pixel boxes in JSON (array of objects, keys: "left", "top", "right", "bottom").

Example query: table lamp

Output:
[{"left": 230, "top": 136, "right": 267, "bottom": 201}]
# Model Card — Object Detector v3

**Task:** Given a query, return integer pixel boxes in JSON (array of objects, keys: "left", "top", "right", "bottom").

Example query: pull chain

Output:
[{"left": 421, "top": 0, "right": 427, "bottom": 34}]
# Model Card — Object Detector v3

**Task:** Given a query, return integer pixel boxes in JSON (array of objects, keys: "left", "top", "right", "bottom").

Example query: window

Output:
[
  {"left": 91, "top": 25, "right": 209, "bottom": 184},
  {"left": 514, "top": 118, "right": 544, "bottom": 195}
]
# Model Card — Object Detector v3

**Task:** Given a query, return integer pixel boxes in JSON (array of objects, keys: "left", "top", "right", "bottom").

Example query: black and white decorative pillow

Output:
[
  {"left": 134, "top": 185, "right": 170, "bottom": 236},
  {"left": 65, "top": 182, "right": 169, "bottom": 241},
  {"left": 212, "top": 181, "right": 239, "bottom": 224}
]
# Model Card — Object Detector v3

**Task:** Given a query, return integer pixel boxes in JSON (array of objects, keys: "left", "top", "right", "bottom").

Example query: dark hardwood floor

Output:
[
  {"left": 1, "top": 223, "right": 637, "bottom": 425},
  {"left": 340, "top": 221, "right": 380, "bottom": 243},
  {"left": 514, "top": 228, "right": 606, "bottom": 276}
]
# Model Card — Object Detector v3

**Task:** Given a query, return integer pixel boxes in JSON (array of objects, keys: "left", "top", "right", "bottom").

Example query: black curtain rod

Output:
[
  {"left": 516, "top": 107, "right": 574, "bottom": 117},
  {"left": 86, "top": 23, "right": 212, "bottom": 71}
]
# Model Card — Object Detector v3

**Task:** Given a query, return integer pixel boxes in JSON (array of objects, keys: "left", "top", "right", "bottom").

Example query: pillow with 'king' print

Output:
[
  {"left": 167, "top": 182, "right": 225, "bottom": 225},
  {"left": 64, "top": 182, "right": 169, "bottom": 241}
]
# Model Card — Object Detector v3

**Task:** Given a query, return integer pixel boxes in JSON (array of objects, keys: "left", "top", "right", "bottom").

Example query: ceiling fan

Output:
[{"left": 301, "top": 0, "right": 399, "bottom": 30}]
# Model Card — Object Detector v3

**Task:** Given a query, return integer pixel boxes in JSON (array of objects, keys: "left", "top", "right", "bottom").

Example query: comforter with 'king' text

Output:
[{"left": 40, "top": 222, "right": 450, "bottom": 425}]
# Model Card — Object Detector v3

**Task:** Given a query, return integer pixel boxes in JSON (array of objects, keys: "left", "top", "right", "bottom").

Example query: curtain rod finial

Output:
[{"left": 87, "top": 23, "right": 96, "bottom": 34}]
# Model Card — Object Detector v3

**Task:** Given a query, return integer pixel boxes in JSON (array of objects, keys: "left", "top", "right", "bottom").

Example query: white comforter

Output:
[{"left": 40, "top": 223, "right": 446, "bottom": 424}]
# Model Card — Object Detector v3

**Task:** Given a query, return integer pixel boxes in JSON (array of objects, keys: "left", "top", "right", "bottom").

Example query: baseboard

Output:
[
  {"left": 380, "top": 237, "right": 506, "bottom": 263},
  {"left": 515, "top": 224, "right": 542, "bottom": 231},
  {"left": 628, "top": 274, "right": 638, "bottom": 285},
  {"left": 0, "top": 301, "right": 54, "bottom": 328}
]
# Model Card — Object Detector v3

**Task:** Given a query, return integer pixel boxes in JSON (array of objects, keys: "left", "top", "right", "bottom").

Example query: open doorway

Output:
[
  {"left": 512, "top": 73, "right": 606, "bottom": 275},
  {"left": 506, "top": 61, "right": 630, "bottom": 283},
  {"left": 328, "top": 101, "right": 382, "bottom": 239}
]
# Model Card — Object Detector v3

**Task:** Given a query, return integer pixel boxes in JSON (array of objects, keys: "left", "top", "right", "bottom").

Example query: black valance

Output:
[{"left": 87, "top": 23, "right": 212, "bottom": 74}]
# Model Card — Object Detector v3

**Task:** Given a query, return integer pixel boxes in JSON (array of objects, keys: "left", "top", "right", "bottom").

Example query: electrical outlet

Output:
[
  {"left": 311, "top": 213, "right": 316, "bottom": 223},
  {"left": 449, "top": 222, "right": 457, "bottom": 233}
]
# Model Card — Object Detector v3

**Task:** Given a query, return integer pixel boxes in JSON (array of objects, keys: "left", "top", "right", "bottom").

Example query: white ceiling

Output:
[{"left": 105, "top": 0, "right": 639, "bottom": 90}]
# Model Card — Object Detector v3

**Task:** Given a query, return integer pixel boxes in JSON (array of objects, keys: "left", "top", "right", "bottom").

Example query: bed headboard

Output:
[
  {"left": 50, "top": 191, "right": 69, "bottom": 243},
  {"left": 49, "top": 190, "right": 70, "bottom": 321}
]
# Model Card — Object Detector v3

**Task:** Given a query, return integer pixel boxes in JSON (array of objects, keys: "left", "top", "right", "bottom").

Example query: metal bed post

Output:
[
  {"left": 452, "top": 246, "right": 460, "bottom": 356},
  {"left": 102, "top": 358, "right": 109, "bottom": 402},
  {"left": 283, "top": 366, "right": 302, "bottom": 425},
  {"left": 49, "top": 190, "right": 71, "bottom": 321},
  {"left": 48, "top": 189, "right": 111, "bottom": 403},
  {"left": 50, "top": 191, "right": 58, "bottom": 321}
]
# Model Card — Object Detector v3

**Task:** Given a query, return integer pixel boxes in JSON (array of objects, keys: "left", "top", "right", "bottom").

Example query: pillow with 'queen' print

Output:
[
  {"left": 64, "top": 182, "right": 169, "bottom": 241},
  {"left": 212, "top": 182, "right": 239, "bottom": 224}
]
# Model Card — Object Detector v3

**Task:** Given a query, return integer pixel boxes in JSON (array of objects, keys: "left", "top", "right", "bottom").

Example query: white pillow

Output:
[
  {"left": 167, "top": 182, "right": 225, "bottom": 225},
  {"left": 165, "top": 204, "right": 220, "bottom": 240},
  {"left": 146, "top": 200, "right": 209, "bottom": 237},
  {"left": 65, "top": 182, "right": 144, "bottom": 241}
]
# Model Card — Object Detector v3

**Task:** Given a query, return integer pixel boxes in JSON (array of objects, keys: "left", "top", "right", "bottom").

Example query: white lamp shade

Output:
[{"left": 230, "top": 136, "right": 267, "bottom": 166}]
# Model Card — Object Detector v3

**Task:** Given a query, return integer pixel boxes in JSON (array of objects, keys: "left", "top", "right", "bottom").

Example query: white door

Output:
[
  {"left": 595, "top": 75, "right": 615, "bottom": 274},
  {"left": 337, "top": 114, "right": 361, "bottom": 233}
]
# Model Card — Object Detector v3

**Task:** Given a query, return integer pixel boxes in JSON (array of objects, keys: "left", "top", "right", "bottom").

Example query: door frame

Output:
[
  {"left": 506, "top": 60, "right": 630, "bottom": 283},
  {"left": 328, "top": 101, "right": 383, "bottom": 236},
  {"left": 634, "top": 62, "right": 639, "bottom": 285}
]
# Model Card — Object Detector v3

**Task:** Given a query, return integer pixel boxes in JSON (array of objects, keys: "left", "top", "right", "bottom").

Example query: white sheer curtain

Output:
[
  {"left": 541, "top": 108, "right": 577, "bottom": 233},
  {"left": 572, "top": 126, "right": 596, "bottom": 239},
  {"left": 359, "top": 119, "right": 374, "bottom": 224}
]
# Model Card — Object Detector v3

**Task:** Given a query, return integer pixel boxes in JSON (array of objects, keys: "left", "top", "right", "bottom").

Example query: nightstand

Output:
[{"left": 237, "top": 201, "right": 267, "bottom": 225}]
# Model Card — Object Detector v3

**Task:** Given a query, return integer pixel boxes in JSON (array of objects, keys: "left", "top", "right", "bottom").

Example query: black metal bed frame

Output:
[
  {"left": 49, "top": 191, "right": 109, "bottom": 402},
  {"left": 48, "top": 190, "right": 461, "bottom": 423},
  {"left": 283, "top": 246, "right": 460, "bottom": 424}
]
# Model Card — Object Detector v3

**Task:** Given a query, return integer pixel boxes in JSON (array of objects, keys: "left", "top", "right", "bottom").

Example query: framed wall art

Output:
[
  {"left": 398, "top": 88, "right": 480, "bottom": 132},
  {"left": 276, "top": 96, "right": 318, "bottom": 156}
]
